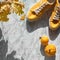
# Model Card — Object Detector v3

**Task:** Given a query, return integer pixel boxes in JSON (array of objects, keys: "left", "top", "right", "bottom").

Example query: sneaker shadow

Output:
[
  {"left": 48, "top": 28, "right": 60, "bottom": 40},
  {"left": 0, "top": 28, "right": 24, "bottom": 60}
]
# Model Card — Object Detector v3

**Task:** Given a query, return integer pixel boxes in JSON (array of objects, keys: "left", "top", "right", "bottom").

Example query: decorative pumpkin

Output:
[
  {"left": 44, "top": 44, "right": 56, "bottom": 56},
  {"left": 40, "top": 35, "right": 49, "bottom": 46}
]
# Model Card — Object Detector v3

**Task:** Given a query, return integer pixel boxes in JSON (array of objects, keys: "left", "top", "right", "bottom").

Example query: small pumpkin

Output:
[
  {"left": 40, "top": 35, "right": 49, "bottom": 46},
  {"left": 44, "top": 44, "right": 56, "bottom": 56}
]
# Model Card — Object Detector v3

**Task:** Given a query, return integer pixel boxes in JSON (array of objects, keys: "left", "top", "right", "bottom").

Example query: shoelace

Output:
[
  {"left": 32, "top": 2, "right": 48, "bottom": 15},
  {"left": 53, "top": 7, "right": 60, "bottom": 20}
]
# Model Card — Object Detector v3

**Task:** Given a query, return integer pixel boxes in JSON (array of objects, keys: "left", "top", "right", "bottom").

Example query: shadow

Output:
[
  {"left": 44, "top": 55, "right": 56, "bottom": 60},
  {"left": 26, "top": 8, "right": 53, "bottom": 33},
  {"left": 40, "top": 45, "right": 45, "bottom": 56},
  {"left": 0, "top": 40, "right": 8, "bottom": 60},
  {"left": 0, "top": 28, "right": 20, "bottom": 60},
  {"left": 6, "top": 51, "right": 20, "bottom": 60},
  {"left": 21, "top": 57, "right": 24, "bottom": 60},
  {"left": 0, "top": 28, "right": 3, "bottom": 39},
  {"left": 48, "top": 27, "right": 60, "bottom": 40}
]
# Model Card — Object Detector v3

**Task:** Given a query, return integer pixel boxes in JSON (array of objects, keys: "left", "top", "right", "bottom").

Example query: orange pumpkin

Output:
[
  {"left": 44, "top": 44, "right": 56, "bottom": 56},
  {"left": 40, "top": 35, "right": 49, "bottom": 46}
]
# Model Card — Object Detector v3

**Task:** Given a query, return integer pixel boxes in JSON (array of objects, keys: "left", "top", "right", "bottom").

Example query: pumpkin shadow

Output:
[
  {"left": 44, "top": 55, "right": 56, "bottom": 60},
  {"left": 48, "top": 28, "right": 60, "bottom": 41},
  {"left": 40, "top": 45, "right": 45, "bottom": 56},
  {"left": 26, "top": 8, "right": 53, "bottom": 33}
]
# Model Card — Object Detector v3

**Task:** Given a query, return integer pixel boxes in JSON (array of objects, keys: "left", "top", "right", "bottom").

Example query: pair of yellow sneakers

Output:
[{"left": 27, "top": 0, "right": 60, "bottom": 30}]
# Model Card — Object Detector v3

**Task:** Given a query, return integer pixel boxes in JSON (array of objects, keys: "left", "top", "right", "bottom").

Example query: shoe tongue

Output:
[{"left": 52, "top": 19, "right": 59, "bottom": 24}]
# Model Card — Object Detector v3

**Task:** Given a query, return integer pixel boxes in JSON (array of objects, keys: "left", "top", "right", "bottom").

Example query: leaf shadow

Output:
[{"left": 0, "top": 28, "right": 22, "bottom": 60}]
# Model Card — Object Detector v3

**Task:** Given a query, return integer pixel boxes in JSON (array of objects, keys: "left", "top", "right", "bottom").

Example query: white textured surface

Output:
[{"left": 0, "top": 0, "right": 60, "bottom": 60}]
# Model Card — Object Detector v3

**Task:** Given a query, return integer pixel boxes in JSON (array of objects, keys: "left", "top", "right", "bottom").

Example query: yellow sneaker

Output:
[
  {"left": 49, "top": 0, "right": 60, "bottom": 30},
  {"left": 27, "top": 0, "right": 55, "bottom": 22}
]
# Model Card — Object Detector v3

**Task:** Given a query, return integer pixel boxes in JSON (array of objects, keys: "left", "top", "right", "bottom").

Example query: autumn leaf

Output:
[{"left": 11, "top": 1, "right": 24, "bottom": 15}]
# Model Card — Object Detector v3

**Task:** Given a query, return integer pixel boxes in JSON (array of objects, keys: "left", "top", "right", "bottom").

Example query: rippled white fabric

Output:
[{"left": 0, "top": 0, "right": 60, "bottom": 60}]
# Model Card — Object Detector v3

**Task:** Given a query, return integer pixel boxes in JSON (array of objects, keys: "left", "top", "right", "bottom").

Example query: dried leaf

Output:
[
  {"left": 20, "top": 14, "right": 26, "bottom": 20},
  {"left": 0, "top": 4, "right": 10, "bottom": 21},
  {"left": 11, "top": 1, "right": 24, "bottom": 15}
]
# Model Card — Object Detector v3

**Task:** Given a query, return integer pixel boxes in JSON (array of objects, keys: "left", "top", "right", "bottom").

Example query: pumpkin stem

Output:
[{"left": 39, "top": 37, "right": 41, "bottom": 39}]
